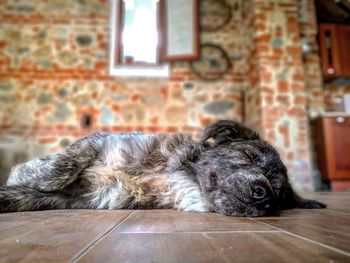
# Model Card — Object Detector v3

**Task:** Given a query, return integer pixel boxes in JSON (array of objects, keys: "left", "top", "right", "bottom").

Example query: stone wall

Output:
[
  {"left": 242, "top": 0, "right": 325, "bottom": 191},
  {"left": 0, "top": 0, "right": 246, "bottom": 182},
  {"left": 299, "top": 0, "right": 325, "bottom": 117}
]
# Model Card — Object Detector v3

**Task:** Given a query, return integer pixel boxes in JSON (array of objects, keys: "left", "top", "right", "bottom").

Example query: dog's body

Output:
[{"left": 0, "top": 120, "right": 326, "bottom": 216}]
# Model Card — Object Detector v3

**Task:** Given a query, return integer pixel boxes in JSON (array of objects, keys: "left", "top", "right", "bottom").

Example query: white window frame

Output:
[{"left": 108, "top": 0, "right": 170, "bottom": 78}]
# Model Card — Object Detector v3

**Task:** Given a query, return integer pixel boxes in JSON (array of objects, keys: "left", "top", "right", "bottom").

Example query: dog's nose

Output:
[{"left": 251, "top": 185, "right": 268, "bottom": 201}]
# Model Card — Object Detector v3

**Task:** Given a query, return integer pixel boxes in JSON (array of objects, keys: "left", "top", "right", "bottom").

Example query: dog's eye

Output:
[{"left": 252, "top": 185, "right": 267, "bottom": 200}]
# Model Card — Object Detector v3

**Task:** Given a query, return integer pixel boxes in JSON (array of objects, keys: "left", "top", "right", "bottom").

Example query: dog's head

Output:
[{"left": 193, "top": 120, "right": 325, "bottom": 217}]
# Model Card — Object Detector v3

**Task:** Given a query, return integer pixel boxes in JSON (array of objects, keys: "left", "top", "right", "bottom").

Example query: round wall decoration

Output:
[
  {"left": 191, "top": 43, "right": 230, "bottom": 81},
  {"left": 200, "top": 0, "right": 232, "bottom": 31}
]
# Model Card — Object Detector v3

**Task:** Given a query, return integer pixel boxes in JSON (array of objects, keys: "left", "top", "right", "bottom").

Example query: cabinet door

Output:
[
  {"left": 319, "top": 24, "right": 341, "bottom": 77},
  {"left": 323, "top": 117, "right": 350, "bottom": 180},
  {"left": 319, "top": 24, "right": 350, "bottom": 78},
  {"left": 337, "top": 25, "right": 350, "bottom": 76}
]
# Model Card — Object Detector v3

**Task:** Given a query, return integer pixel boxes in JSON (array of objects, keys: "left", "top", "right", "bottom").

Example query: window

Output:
[{"left": 109, "top": 0, "right": 199, "bottom": 78}]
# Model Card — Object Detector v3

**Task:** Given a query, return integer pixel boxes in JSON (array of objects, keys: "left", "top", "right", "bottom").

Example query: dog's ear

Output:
[
  {"left": 200, "top": 120, "right": 260, "bottom": 145},
  {"left": 278, "top": 183, "right": 326, "bottom": 210}
]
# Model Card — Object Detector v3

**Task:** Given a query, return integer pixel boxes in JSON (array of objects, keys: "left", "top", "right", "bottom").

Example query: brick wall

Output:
[
  {"left": 242, "top": 0, "right": 325, "bottom": 191},
  {"left": 299, "top": 0, "right": 325, "bottom": 116}
]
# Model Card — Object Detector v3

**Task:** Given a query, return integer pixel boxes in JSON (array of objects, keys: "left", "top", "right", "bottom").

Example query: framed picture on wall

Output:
[{"left": 159, "top": 0, "right": 200, "bottom": 62}]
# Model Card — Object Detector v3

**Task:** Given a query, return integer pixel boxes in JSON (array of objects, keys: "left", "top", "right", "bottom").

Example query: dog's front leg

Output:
[
  {"left": 278, "top": 183, "right": 326, "bottom": 209},
  {"left": 6, "top": 132, "right": 108, "bottom": 192}
]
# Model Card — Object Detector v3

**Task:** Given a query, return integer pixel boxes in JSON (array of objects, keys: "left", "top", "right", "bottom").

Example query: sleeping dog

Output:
[{"left": 0, "top": 120, "right": 325, "bottom": 216}]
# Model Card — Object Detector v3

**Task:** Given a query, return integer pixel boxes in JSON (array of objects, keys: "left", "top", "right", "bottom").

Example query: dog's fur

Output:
[{"left": 0, "top": 120, "right": 325, "bottom": 216}]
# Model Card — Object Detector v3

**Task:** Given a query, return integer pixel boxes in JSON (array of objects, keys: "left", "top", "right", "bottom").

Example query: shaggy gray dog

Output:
[{"left": 0, "top": 120, "right": 325, "bottom": 216}]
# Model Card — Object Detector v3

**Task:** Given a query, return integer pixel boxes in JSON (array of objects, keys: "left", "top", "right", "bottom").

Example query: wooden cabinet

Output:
[
  {"left": 313, "top": 116, "right": 350, "bottom": 189},
  {"left": 319, "top": 24, "right": 350, "bottom": 78}
]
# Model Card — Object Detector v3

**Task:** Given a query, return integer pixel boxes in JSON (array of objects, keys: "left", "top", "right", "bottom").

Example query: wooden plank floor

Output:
[{"left": 0, "top": 193, "right": 349, "bottom": 262}]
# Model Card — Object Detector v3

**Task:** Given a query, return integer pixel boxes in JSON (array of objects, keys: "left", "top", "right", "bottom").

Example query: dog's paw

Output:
[{"left": 298, "top": 199, "right": 326, "bottom": 209}]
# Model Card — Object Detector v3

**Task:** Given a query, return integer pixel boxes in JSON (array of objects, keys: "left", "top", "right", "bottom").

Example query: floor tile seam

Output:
[
  {"left": 254, "top": 213, "right": 350, "bottom": 220},
  {"left": 281, "top": 230, "right": 350, "bottom": 257},
  {"left": 324, "top": 208, "right": 350, "bottom": 212},
  {"left": 248, "top": 218, "right": 350, "bottom": 257},
  {"left": 113, "top": 230, "right": 282, "bottom": 234},
  {"left": 68, "top": 211, "right": 136, "bottom": 263}
]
